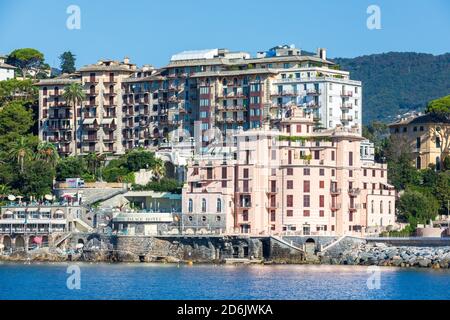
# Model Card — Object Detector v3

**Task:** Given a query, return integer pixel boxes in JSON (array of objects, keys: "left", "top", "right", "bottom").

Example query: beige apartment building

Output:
[
  {"left": 389, "top": 112, "right": 450, "bottom": 170},
  {"left": 182, "top": 106, "right": 396, "bottom": 236},
  {"left": 37, "top": 45, "right": 363, "bottom": 156},
  {"left": 37, "top": 58, "right": 136, "bottom": 155}
]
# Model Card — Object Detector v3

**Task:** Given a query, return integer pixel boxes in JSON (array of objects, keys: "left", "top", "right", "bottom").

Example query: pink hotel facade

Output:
[{"left": 182, "top": 107, "right": 396, "bottom": 236}]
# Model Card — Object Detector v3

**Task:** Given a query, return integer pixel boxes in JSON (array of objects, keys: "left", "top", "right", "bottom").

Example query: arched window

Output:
[
  {"left": 188, "top": 199, "right": 193, "bottom": 213},
  {"left": 371, "top": 200, "right": 374, "bottom": 214},
  {"left": 202, "top": 198, "right": 207, "bottom": 213},
  {"left": 216, "top": 198, "right": 222, "bottom": 213},
  {"left": 380, "top": 201, "right": 383, "bottom": 214},
  {"left": 416, "top": 156, "right": 421, "bottom": 169}
]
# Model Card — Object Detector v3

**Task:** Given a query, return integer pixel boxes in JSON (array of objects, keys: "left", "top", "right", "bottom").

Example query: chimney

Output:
[
  {"left": 123, "top": 56, "right": 130, "bottom": 64},
  {"left": 317, "top": 48, "right": 327, "bottom": 61}
]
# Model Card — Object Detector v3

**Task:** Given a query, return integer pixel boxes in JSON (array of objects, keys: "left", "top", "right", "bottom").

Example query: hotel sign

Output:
[{"left": 114, "top": 213, "right": 173, "bottom": 223}]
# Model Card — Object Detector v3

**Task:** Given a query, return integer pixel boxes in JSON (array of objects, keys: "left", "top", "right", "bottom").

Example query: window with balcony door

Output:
[
  {"left": 303, "top": 181, "right": 310, "bottom": 193},
  {"left": 287, "top": 195, "right": 293, "bottom": 207}
]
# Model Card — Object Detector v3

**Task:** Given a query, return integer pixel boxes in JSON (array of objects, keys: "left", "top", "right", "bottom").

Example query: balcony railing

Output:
[
  {"left": 341, "top": 91, "right": 353, "bottom": 97},
  {"left": 340, "top": 115, "right": 354, "bottom": 122}
]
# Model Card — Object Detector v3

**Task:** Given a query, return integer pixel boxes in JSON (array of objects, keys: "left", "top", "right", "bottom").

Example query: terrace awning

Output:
[{"left": 83, "top": 118, "right": 97, "bottom": 125}]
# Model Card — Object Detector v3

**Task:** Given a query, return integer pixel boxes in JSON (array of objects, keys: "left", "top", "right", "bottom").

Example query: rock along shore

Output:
[{"left": 319, "top": 242, "right": 450, "bottom": 269}]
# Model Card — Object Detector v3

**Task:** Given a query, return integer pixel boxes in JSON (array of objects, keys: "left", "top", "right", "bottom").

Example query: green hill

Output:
[{"left": 333, "top": 52, "right": 450, "bottom": 124}]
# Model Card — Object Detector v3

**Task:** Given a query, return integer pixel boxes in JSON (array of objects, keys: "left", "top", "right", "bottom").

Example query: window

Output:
[
  {"left": 271, "top": 211, "right": 276, "bottom": 221},
  {"left": 416, "top": 137, "right": 421, "bottom": 149},
  {"left": 319, "top": 210, "right": 324, "bottom": 217},
  {"left": 380, "top": 201, "right": 383, "bottom": 214},
  {"left": 287, "top": 168, "right": 293, "bottom": 175},
  {"left": 436, "top": 137, "right": 441, "bottom": 148},
  {"left": 349, "top": 170, "right": 353, "bottom": 178},
  {"left": 319, "top": 181, "right": 324, "bottom": 189},
  {"left": 331, "top": 150, "right": 335, "bottom": 161},
  {"left": 319, "top": 168, "right": 325, "bottom": 176},
  {"left": 372, "top": 170, "right": 376, "bottom": 177},
  {"left": 287, "top": 210, "right": 293, "bottom": 217},
  {"left": 436, "top": 157, "right": 441, "bottom": 171},
  {"left": 287, "top": 195, "right": 293, "bottom": 207},
  {"left": 416, "top": 156, "right": 422, "bottom": 169},
  {"left": 314, "top": 150, "right": 320, "bottom": 160},
  {"left": 303, "top": 168, "right": 310, "bottom": 175},
  {"left": 319, "top": 195, "right": 324, "bottom": 208},
  {"left": 287, "top": 180, "right": 293, "bottom": 189},
  {"left": 303, "top": 210, "right": 310, "bottom": 217},
  {"left": 389, "top": 201, "right": 392, "bottom": 214},
  {"left": 202, "top": 198, "right": 207, "bottom": 212},
  {"left": 303, "top": 181, "right": 310, "bottom": 193},
  {"left": 188, "top": 216, "right": 193, "bottom": 221},
  {"left": 188, "top": 199, "right": 193, "bottom": 213},
  {"left": 349, "top": 151, "right": 353, "bottom": 166},
  {"left": 243, "top": 210, "right": 248, "bottom": 221},
  {"left": 303, "top": 195, "right": 310, "bottom": 207},
  {"left": 202, "top": 216, "right": 207, "bottom": 222},
  {"left": 363, "top": 169, "right": 367, "bottom": 176},
  {"left": 216, "top": 198, "right": 222, "bottom": 213},
  {"left": 371, "top": 200, "right": 374, "bottom": 214},
  {"left": 296, "top": 124, "right": 301, "bottom": 133}
]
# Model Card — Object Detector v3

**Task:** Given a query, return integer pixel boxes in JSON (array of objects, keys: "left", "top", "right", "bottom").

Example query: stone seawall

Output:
[{"left": 111, "top": 236, "right": 264, "bottom": 263}]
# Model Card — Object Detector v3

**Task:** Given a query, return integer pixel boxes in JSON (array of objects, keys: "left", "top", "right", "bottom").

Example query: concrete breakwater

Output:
[{"left": 320, "top": 242, "right": 450, "bottom": 269}]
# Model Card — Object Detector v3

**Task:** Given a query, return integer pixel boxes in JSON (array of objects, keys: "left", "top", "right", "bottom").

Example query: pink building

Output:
[{"left": 182, "top": 106, "right": 396, "bottom": 236}]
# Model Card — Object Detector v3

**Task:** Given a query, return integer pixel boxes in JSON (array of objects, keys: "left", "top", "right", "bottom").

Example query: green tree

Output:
[
  {"left": 7, "top": 48, "right": 45, "bottom": 79},
  {"left": 59, "top": 51, "right": 76, "bottom": 74},
  {"left": 62, "top": 83, "right": 85, "bottom": 156},
  {"left": 152, "top": 158, "right": 166, "bottom": 182},
  {"left": 397, "top": 190, "right": 439, "bottom": 226},
  {"left": 85, "top": 152, "right": 106, "bottom": 179},
  {"left": 124, "top": 149, "right": 156, "bottom": 172},
  {"left": 426, "top": 95, "right": 450, "bottom": 119},
  {"left": 16, "top": 160, "right": 55, "bottom": 197},
  {"left": 385, "top": 135, "right": 421, "bottom": 190},
  {"left": 0, "top": 184, "right": 11, "bottom": 202},
  {"left": 8, "top": 136, "right": 33, "bottom": 172},
  {"left": 55, "top": 156, "right": 87, "bottom": 181},
  {"left": 0, "top": 101, "right": 34, "bottom": 136},
  {"left": 0, "top": 79, "right": 37, "bottom": 107},
  {"left": 36, "top": 141, "right": 59, "bottom": 167}
]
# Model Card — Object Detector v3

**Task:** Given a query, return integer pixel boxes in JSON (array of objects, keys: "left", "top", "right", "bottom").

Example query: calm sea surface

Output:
[{"left": 0, "top": 262, "right": 449, "bottom": 300}]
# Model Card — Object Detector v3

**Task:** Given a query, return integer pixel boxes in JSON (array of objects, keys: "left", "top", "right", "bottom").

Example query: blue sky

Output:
[{"left": 0, "top": 0, "right": 449, "bottom": 69}]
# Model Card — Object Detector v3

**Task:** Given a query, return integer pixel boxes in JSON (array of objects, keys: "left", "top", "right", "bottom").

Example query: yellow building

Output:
[{"left": 389, "top": 113, "right": 449, "bottom": 170}]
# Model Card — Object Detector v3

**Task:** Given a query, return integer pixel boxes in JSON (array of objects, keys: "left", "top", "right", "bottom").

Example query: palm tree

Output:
[
  {"left": 8, "top": 136, "right": 32, "bottom": 172},
  {"left": 85, "top": 152, "right": 106, "bottom": 179},
  {"left": 152, "top": 158, "right": 166, "bottom": 182},
  {"left": 0, "top": 184, "right": 11, "bottom": 202},
  {"left": 63, "top": 83, "right": 85, "bottom": 156},
  {"left": 36, "top": 141, "right": 59, "bottom": 167}
]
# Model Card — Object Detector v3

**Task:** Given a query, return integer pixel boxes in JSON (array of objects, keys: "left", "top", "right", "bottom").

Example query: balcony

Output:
[
  {"left": 341, "top": 91, "right": 353, "bottom": 97},
  {"left": 348, "top": 188, "right": 360, "bottom": 196},
  {"left": 330, "top": 188, "right": 341, "bottom": 195},
  {"left": 103, "top": 134, "right": 117, "bottom": 142},
  {"left": 330, "top": 203, "right": 341, "bottom": 211},
  {"left": 340, "top": 102, "right": 353, "bottom": 110},
  {"left": 85, "top": 78, "right": 99, "bottom": 84},
  {"left": 49, "top": 113, "right": 72, "bottom": 120},
  {"left": 82, "top": 135, "right": 98, "bottom": 142},
  {"left": 103, "top": 78, "right": 116, "bottom": 84},
  {"left": 306, "top": 102, "right": 321, "bottom": 109},
  {"left": 270, "top": 90, "right": 296, "bottom": 97},
  {"left": 306, "top": 88, "right": 321, "bottom": 95},
  {"left": 340, "top": 115, "right": 353, "bottom": 122}
]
